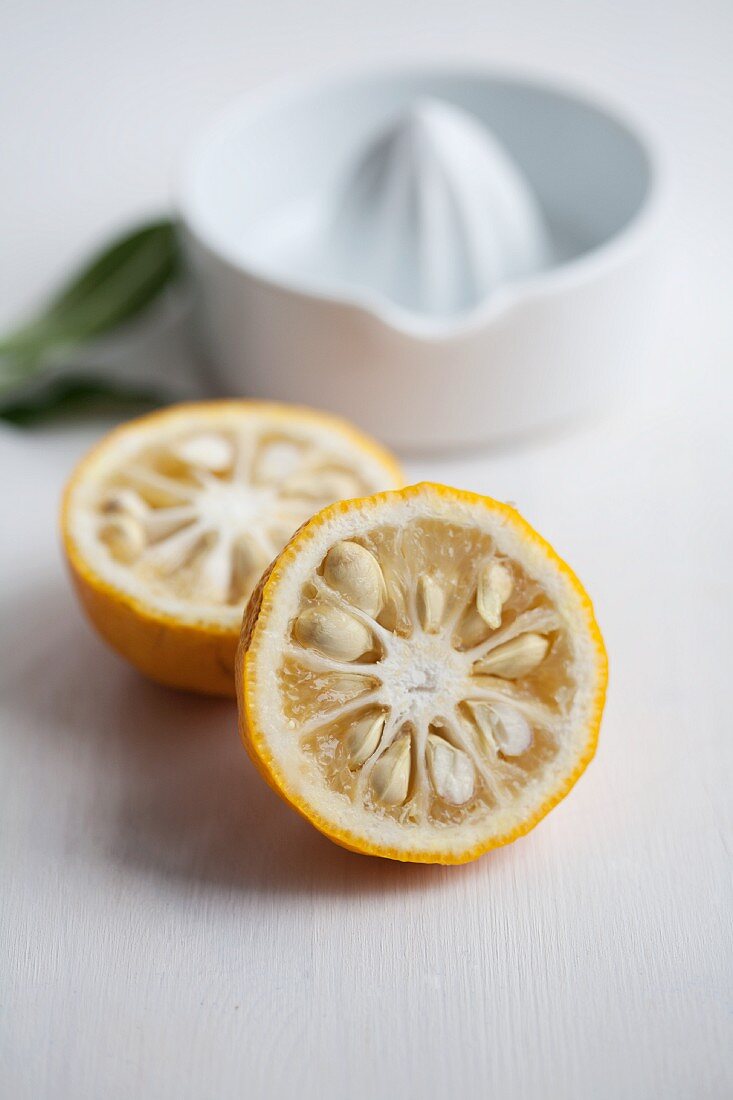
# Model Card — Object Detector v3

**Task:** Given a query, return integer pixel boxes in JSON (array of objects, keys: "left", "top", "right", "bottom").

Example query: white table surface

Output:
[{"left": 1, "top": 2, "right": 732, "bottom": 1098}]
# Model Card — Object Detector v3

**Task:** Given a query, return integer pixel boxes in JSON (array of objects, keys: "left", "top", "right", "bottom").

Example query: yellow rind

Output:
[
  {"left": 237, "top": 482, "right": 608, "bottom": 864},
  {"left": 61, "top": 400, "right": 404, "bottom": 696}
]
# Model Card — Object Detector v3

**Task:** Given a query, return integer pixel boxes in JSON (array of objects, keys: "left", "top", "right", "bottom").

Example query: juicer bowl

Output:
[{"left": 178, "top": 67, "right": 661, "bottom": 451}]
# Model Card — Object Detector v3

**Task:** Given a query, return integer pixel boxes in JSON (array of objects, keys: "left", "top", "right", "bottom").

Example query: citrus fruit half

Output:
[
  {"left": 237, "top": 483, "right": 607, "bottom": 863},
  {"left": 61, "top": 400, "right": 403, "bottom": 695}
]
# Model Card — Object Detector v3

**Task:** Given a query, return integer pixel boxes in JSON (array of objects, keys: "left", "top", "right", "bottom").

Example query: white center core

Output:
[
  {"left": 377, "top": 632, "right": 465, "bottom": 725},
  {"left": 196, "top": 481, "right": 277, "bottom": 534}
]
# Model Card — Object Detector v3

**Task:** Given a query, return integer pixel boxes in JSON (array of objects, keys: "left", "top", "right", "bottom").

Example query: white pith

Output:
[
  {"left": 65, "top": 405, "right": 400, "bottom": 627},
  {"left": 248, "top": 488, "right": 604, "bottom": 857}
]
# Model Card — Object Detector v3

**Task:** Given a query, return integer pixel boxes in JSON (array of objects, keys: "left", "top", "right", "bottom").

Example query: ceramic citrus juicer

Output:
[{"left": 179, "top": 68, "right": 659, "bottom": 451}]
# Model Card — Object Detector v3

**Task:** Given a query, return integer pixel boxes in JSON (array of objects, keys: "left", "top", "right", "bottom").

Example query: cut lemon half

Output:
[
  {"left": 237, "top": 483, "right": 607, "bottom": 864},
  {"left": 61, "top": 400, "right": 403, "bottom": 695}
]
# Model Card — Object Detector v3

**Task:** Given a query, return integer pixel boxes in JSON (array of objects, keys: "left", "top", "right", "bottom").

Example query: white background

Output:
[{"left": 1, "top": 2, "right": 732, "bottom": 1098}]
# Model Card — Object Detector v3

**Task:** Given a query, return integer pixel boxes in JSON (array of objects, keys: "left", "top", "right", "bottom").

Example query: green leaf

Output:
[
  {"left": 0, "top": 374, "right": 162, "bottom": 426},
  {"left": 0, "top": 219, "right": 181, "bottom": 377}
]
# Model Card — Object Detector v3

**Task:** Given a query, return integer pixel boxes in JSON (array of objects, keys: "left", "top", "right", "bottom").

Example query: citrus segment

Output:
[{"left": 237, "top": 483, "right": 607, "bottom": 863}]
